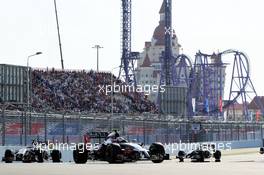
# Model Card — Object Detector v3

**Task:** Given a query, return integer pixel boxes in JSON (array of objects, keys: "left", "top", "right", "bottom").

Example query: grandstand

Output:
[{"left": 30, "top": 68, "right": 157, "bottom": 114}]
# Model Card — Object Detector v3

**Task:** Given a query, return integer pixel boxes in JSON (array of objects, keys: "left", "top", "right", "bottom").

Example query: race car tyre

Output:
[
  {"left": 149, "top": 142, "right": 165, "bottom": 163},
  {"left": 164, "top": 153, "right": 170, "bottom": 160},
  {"left": 15, "top": 153, "right": 23, "bottom": 161},
  {"left": 51, "top": 150, "right": 62, "bottom": 163},
  {"left": 73, "top": 145, "right": 88, "bottom": 164},
  {"left": 22, "top": 150, "right": 35, "bottom": 163},
  {"left": 213, "top": 150, "right": 221, "bottom": 162},
  {"left": 35, "top": 149, "right": 44, "bottom": 163},
  {"left": 4, "top": 149, "right": 14, "bottom": 163},
  {"left": 195, "top": 150, "right": 204, "bottom": 162},
  {"left": 177, "top": 151, "right": 186, "bottom": 162},
  {"left": 203, "top": 150, "right": 211, "bottom": 159},
  {"left": 130, "top": 151, "right": 140, "bottom": 161},
  {"left": 43, "top": 150, "right": 49, "bottom": 161},
  {"left": 105, "top": 143, "right": 124, "bottom": 164},
  {"left": 260, "top": 147, "right": 264, "bottom": 154}
]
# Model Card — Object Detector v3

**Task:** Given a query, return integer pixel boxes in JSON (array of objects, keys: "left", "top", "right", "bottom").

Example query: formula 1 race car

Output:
[
  {"left": 2, "top": 142, "right": 62, "bottom": 163},
  {"left": 2, "top": 146, "right": 49, "bottom": 163},
  {"left": 176, "top": 144, "right": 221, "bottom": 162},
  {"left": 73, "top": 131, "right": 168, "bottom": 164}
]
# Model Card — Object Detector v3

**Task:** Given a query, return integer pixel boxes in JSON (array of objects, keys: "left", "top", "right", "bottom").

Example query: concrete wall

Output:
[{"left": 164, "top": 139, "right": 263, "bottom": 156}]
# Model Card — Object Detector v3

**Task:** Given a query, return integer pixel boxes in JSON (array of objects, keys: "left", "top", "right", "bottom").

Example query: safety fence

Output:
[{"left": 0, "top": 111, "right": 264, "bottom": 146}]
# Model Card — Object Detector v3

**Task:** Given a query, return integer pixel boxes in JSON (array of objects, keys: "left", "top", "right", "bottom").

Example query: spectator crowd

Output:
[{"left": 31, "top": 69, "right": 157, "bottom": 114}]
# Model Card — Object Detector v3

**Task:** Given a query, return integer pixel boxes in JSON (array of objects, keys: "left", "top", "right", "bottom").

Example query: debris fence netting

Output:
[{"left": 0, "top": 112, "right": 263, "bottom": 146}]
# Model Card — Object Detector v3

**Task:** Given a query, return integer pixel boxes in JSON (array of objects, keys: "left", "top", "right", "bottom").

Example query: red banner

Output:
[{"left": 5, "top": 123, "right": 44, "bottom": 135}]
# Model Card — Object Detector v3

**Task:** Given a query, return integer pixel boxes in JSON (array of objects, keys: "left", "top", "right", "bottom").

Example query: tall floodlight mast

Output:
[
  {"left": 160, "top": 0, "right": 174, "bottom": 86},
  {"left": 54, "top": 0, "right": 64, "bottom": 70},
  {"left": 119, "top": 0, "right": 139, "bottom": 85}
]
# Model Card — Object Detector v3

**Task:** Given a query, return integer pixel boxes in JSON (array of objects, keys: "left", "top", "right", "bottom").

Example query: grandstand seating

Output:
[{"left": 31, "top": 69, "right": 157, "bottom": 114}]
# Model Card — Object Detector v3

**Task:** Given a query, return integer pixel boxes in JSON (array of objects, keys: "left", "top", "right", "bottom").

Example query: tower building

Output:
[{"left": 136, "top": 1, "right": 181, "bottom": 102}]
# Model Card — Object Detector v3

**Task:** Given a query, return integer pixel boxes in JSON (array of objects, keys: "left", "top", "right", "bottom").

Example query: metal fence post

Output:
[
  {"left": 224, "top": 125, "right": 227, "bottom": 141},
  {"left": 230, "top": 123, "right": 233, "bottom": 141},
  {"left": 121, "top": 118, "right": 125, "bottom": 136},
  {"left": 237, "top": 124, "right": 240, "bottom": 141},
  {"left": 78, "top": 114, "right": 81, "bottom": 143},
  {"left": 62, "top": 113, "right": 65, "bottom": 143},
  {"left": 210, "top": 123, "right": 213, "bottom": 142},
  {"left": 29, "top": 111, "right": 32, "bottom": 136},
  {"left": 253, "top": 124, "right": 256, "bottom": 140},
  {"left": 44, "top": 112, "right": 47, "bottom": 143},
  {"left": 186, "top": 122, "right": 189, "bottom": 143},
  {"left": 179, "top": 122, "right": 182, "bottom": 141},
  {"left": 2, "top": 105, "right": 6, "bottom": 146},
  {"left": 143, "top": 119, "right": 146, "bottom": 145},
  {"left": 20, "top": 112, "right": 23, "bottom": 145},
  {"left": 218, "top": 123, "right": 220, "bottom": 141},
  {"left": 261, "top": 123, "right": 263, "bottom": 139},
  {"left": 108, "top": 116, "right": 112, "bottom": 131},
  {"left": 24, "top": 110, "right": 27, "bottom": 146},
  {"left": 166, "top": 121, "right": 169, "bottom": 144},
  {"left": 245, "top": 123, "right": 247, "bottom": 140}
]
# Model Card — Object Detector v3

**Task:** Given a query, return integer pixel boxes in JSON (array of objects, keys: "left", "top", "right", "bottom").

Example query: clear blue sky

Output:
[{"left": 0, "top": 0, "right": 264, "bottom": 97}]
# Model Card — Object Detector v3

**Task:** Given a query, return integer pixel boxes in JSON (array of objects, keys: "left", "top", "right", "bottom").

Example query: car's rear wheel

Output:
[
  {"left": 260, "top": 147, "right": 264, "bottom": 154},
  {"left": 35, "top": 149, "right": 44, "bottom": 163},
  {"left": 177, "top": 151, "right": 186, "bottom": 162},
  {"left": 73, "top": 147, "right": 88, "bottom": 164},
  {"left": 105, "top": 143, "right": 124, "bottom": 164},
  {"left": 203, "top": 150, "right": 211, "bottom": 159},
  {"left": 213, "top": 150, "right": 221, "bottom": 162},
  {"left": 22, "top": 150, "right": 35, "bottom": 163},
  {"left": 51, "top": 150, "right": 62, "bottom": 163},
  {"left": 4, "top": 149, "right": 14, "bottom": 163},
  {"left": 197, "top": 151, "right": 204, "bottom": 162},
  {"left": 149, "top": 142, "right": 165, "bottom": 163}
]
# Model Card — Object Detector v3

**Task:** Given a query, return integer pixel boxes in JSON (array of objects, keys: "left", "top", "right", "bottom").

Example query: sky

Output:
[{"left": 0, "top": 0, "right": 264, "bottom": 96}]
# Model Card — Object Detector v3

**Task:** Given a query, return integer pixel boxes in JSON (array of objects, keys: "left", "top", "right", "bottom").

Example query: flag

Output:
[
  {"left": 192, "top": 98, "right": 196, "bottom": 113},
  {"left": 256, "top": 110, "right": 261, "bottom": 122},
  {"left": 219, "top": 96, "right": 223, "bottom": 112}
]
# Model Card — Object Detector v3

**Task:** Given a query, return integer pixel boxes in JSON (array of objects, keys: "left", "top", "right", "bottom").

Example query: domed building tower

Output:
[{"left": 136, "top": 1, "right": 181, "bottom": 102}]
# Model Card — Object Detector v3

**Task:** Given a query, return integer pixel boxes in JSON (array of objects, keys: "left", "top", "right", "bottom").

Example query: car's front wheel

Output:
[{"left": 149, "top": 142, "right": 165, "bottom": 163}]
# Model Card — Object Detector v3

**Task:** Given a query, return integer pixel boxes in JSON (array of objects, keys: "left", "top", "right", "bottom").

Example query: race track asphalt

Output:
[{"left": 1, "top": 148, "right": 264, "bottom": 175}]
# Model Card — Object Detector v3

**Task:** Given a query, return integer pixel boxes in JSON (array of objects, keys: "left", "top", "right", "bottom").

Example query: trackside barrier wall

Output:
[{"left": 0, "top": 139, "right": 262, "bottom": 161}]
